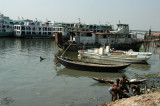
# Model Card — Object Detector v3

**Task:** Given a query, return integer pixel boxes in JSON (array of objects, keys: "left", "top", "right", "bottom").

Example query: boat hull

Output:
[
  {"left": 80, "top": 54, "right": 151, "bottom": 63},
  {"left": 0, "top": 32, "right": 14, "bottom": 37},
  {"left": 92, "top": 77, "right": 147, "bottom": 84},
  {"left": 78, "top": 49, "right": 152, "bottom": 63},
  {"left": 14, "top": 34, "right": 54, "bottom": 38},
  {"left": 56, "top": 56, "right": 130, "bottom": 72},
  {"left": 59, "top": 42, "right": 142, "bottom": 52}
]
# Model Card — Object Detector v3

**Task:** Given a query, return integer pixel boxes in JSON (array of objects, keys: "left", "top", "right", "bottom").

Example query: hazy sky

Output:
[{"left": 0, "top": 0, "right": 160, "bottom": 31}]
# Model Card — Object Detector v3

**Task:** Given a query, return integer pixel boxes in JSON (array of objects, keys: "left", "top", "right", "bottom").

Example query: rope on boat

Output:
[
  {"left": 61, "top": 42, "right": 73, "bottom": 56},
  {"left": 55, "top": 42, "right": 73, "bottom": 65},
  {"left": 79, "top": 44, "right": 85, "bottom": 57}
]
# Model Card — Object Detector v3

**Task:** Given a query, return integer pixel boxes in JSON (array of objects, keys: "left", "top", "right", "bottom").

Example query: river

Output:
[{"left": 0, "top": 38, "right": 159, "bottom": 106}]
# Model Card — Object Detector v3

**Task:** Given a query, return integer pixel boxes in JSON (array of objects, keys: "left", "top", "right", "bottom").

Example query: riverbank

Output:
[
  {"left": 100, "top": 91, "right": 160, "bottom": 106},
  {"left": 99, "top": 74, "right": 160, "bottom": 106}
]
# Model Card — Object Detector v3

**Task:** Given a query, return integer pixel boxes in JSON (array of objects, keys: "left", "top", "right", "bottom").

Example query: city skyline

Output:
[{"left": 1, "top": 0, "right": 160, "bottom": 31}]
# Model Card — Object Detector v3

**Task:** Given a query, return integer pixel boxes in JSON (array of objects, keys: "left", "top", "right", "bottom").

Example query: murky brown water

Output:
[{"left": 0, "top": 38, "right": 159, "bottom": 106}]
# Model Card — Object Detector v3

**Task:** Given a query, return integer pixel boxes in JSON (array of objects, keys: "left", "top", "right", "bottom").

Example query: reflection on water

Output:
[
  {"left": 56, "top": 67, "right": 124, "bottom": 78},
  {"left": 56, "top": 50, "right": 79, "bottom": 59},
  {"left": 143, "top": 41, "right": 160, "bottom": 54},
  {"left": 0, "top": 38, "right": 58, "bottom": 56},
  {"left": 129, "top": 63, "right": 151, "bottom": 71}
]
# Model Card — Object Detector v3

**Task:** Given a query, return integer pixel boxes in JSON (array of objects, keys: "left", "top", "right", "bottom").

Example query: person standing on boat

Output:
[
  {"left": 109, "top": 79, "right": 122, "bottom": 101},
  {"left": 119, "top": 75, "right": 130, "bottom": 93}
]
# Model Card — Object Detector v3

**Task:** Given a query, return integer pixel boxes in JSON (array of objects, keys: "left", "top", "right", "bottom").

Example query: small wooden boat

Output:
[
  {"left": 92, "top": 77, "right": 147, "bottom": 84},
  {"left": 56, "top": 56, "right": 130, "bottom": 72}
]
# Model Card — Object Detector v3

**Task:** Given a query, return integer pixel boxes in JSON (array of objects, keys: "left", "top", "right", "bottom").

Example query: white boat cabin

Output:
[{"left": 110, "top": 24, "right": 129, "bottom": 34}]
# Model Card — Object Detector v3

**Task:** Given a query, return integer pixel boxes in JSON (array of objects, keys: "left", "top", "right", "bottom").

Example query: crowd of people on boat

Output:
[{"left": 109, "top": 75, "right": 140, "bottom": 101}]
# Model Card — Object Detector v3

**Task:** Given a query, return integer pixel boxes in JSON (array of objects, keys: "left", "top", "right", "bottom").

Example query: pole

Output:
[{"left": 61, "top": 42, "right": 73, "bottom": 56}]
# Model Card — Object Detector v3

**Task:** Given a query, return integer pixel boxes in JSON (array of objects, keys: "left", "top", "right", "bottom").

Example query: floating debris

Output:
[
  {"left": 36, "top": 92, "right": 41, "bottom": 95},
  {"left": 0, "top": 97, "right": 14, "bottom": 105}
]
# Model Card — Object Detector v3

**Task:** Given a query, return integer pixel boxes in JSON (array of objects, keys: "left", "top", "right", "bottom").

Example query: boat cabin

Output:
[
  {"left": 110, "top": 24, "right": 129, "bottom": 34},
  {"left": 69, "top": 30, "right": 135, "bottom": 45}
]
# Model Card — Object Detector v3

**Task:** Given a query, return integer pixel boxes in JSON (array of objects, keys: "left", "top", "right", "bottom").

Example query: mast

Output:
[
  {"left": 78, "top": 18, "right": 81, "bottom": 24},
  {"left": 149, "top": 26, "right": 151, "bottom": 36}
]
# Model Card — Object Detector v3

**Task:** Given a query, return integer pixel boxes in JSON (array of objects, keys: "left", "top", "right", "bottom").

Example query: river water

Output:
[{"left": 0, "top": 38, "right": 160, "bottom": 106}]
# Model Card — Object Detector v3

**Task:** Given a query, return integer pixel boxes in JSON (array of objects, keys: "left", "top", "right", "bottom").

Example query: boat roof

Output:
[
  {"left": 117, "top": 24, "right": 129, "bottom": 26},
  {"left": 69, "top": 31, "right": 127, "bottom": 35},
  {"left": 95, "top": 32, "right": 115, "bottom": 35},
  {"left": 70, "top": 31, "right": 94, "bottom": 33}
]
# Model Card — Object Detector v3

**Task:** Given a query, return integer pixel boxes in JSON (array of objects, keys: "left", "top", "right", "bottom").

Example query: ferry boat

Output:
[
  {"left": 0, "top": 13, "right": 14, "bottom": 37},
  {"left": 14, "top": 20, "right": 54, "bottom": 38},
  {"left": 55, "top": 23, "right": 143, "bottom": 51},
  {"left": 78, "top": 46, "right": 152, "bottom": 63},
  {"left": 53, "top": 21, "right": 113, "bottom": 39}
]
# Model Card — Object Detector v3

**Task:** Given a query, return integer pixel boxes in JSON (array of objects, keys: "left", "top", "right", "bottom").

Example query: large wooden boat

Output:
[{"left": 56, "top": 56, "right": 130, "bottom": 72}]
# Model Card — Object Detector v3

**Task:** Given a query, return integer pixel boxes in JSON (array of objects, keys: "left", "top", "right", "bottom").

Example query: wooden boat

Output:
[
  {"left": 56, "top": 56, "right": 130, "bottom": 72},
  {"left": 78, "top": 46, "right": 152, "bottom": 63},
  {"left": 92, "top": 77, "right": 147, "bottom": 84}
]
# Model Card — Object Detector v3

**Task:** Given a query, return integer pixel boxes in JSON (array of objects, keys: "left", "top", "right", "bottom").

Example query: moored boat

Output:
[
  {"left": 14, "top": 20, "right": 54, "bottom": 38},
  {"left": 53, "top": 21, "right": 113, "bottom": 38},
  {"left": 78, "top": 46, "right": 152, "bottom": 63},
  {"left": 92, "top": 77, "right": 147, "bottom": 84},
  {"left": 56, "top": 56, "right": 130, "bottom": 72},
  {"left": 0, "top": 13, "right": 14, "bottom": 37},
  {"left": 55, "top": 23, "right": 143, "bottom": 52}
]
